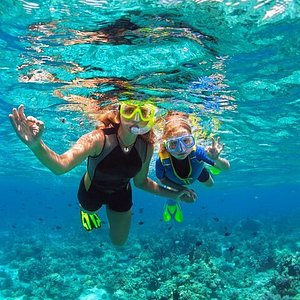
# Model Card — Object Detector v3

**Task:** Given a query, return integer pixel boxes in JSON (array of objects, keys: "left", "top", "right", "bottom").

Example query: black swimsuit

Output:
[{"left": 78, "top": 125, "right": 147, "bottom": 212}]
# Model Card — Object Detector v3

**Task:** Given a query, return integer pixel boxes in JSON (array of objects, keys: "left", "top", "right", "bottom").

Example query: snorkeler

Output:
[
  {"left": 155, "top": 112, "right": 230, "bottom": 223},
  {"left": 9, "top": 102, "right": 196, "bottom": 246}
]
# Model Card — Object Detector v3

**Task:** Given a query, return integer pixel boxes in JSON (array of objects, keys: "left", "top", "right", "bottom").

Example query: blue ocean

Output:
[{"left": 0, "top": 0, "right": 299, "bottom": 299}]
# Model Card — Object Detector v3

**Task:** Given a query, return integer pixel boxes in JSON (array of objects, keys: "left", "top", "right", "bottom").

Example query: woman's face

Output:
[
  {"left": 165, "top": 128, "right": 194, "bottom": 160},
  {"left": 119, "top": 102, "right": 154, "bottom": 135},
  {"left": 120, "top": 114, "right": 148, "bottom": 134}
]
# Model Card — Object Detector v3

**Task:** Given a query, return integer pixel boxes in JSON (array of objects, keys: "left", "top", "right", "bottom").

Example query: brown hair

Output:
[
  {"left": 159, "top": 111, "right": 193, "bottom": 152},
  {"left": 96, "top": 104, "right": 155, "bottom": 145}
]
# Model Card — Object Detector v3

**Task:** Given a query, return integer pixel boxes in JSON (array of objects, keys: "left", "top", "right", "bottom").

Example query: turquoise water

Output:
[{"left": 1, "top": 0, "right": 300, "bottom": 299}]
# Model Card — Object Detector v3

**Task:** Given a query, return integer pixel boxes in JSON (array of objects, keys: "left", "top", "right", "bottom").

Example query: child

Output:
[{"left": 155, "top": 112, "right": 230, "bottom": 222}]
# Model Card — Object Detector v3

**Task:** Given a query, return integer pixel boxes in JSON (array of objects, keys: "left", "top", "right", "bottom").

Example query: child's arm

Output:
[
  {"left": 214, "top": 156, "right": 230, "bottom": 170},
  {"left": 206, "top": 137, "right": 230, "bottom": 170}
]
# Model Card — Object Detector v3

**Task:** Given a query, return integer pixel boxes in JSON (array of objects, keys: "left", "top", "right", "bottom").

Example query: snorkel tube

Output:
[{"left": 130, "top": 118, "right": 155, "bottom": 135}]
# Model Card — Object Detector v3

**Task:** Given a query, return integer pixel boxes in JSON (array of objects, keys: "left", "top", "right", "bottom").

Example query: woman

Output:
[
  {"left": 156, "top": 112, "right": 230, "bottom": 223},
  {"left": 9, "top": 102, "right": 195, "bottom": 246}
]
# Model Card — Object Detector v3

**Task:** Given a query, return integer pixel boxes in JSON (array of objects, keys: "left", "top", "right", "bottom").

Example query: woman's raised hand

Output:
[{"left": 9, "top": 105, "right": 45, "bottom": 148}]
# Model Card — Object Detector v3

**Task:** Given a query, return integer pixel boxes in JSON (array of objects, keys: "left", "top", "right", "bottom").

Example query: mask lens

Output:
[
  {"left": 167, "top": 140, "right": 178, "bottom": 151},
  {"left": 120, "top": 102, "right": 155, "bottom": 122},
  {"left": 140, "top": 106, "right": 152, "bottom": 120},
  {"left": 121, "top": 104, "right": 138, "bottom": 118},
  {"left": 182, "top": 136, "right": 195, "bottom": 148},
  {"left": 165, "top": 135, "right": 195, "bottom": 153}
]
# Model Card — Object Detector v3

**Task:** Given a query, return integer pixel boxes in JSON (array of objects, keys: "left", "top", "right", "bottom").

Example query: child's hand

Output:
[
  {"left": 206, "top": 137, "right": 224, "bottom": 160},
  {"left": 176, "top": 188, "right": 197, "bottom": 203}
]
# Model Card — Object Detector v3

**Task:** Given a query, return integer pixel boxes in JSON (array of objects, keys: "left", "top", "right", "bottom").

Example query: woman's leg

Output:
[
  {"left": 78, "top": 174, "right": 102, "bottom": 231},
  {"left": 106, "top": 207, "right": 132, "bottom": 246}
]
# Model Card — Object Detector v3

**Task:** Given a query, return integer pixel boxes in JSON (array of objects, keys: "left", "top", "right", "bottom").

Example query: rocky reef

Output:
[{"left": 0, "top": 215, "right": 299, "bottom": 300}]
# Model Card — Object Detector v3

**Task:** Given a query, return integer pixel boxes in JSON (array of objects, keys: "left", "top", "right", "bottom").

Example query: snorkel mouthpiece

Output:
[{"left": 130, "top": 125, "right": 151, "bottom": 135}]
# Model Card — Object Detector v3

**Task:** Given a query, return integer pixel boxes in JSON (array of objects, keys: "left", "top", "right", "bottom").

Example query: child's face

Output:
[{"left": 165, "top": 128, "right": 195, "bottom": 160}]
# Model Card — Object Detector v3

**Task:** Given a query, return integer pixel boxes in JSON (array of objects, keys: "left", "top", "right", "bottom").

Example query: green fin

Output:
[
  {"left": 80, "top": 211, "right": 101, "bottom": 231},
  {"left": 163, "top": 205, "right": 172, "bottom": 222},
  {"left": 163, "top": 203, "right": 184, "bottom": 223},
  {"left": 90, "top": 213, "right": 101, "bottom": 229},
  {"left": 207, "top": 165, "right": 222, "bottom": 175},
  {"left": 174, "top": 203, "right": 183, "bottom": 223}
]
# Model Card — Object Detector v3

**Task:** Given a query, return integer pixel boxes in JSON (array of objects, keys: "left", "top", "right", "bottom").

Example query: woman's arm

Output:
[
  {"left": 28, "top": 131, "right": 103, "bottom": 175},
  {"left": 134, "top": 144, "right": 196, "bottom": 202},
  {"left": 9, "top": 105, "right": 104, "bottom": 175},
  {"left": 159, "top": 177, "right": 185, "bottom": 191}
]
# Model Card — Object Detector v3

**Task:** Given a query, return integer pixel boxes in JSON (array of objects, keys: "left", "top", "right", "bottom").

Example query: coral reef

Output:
[{"left": 0, "top": 215, "right": 299, "bottom": 300}]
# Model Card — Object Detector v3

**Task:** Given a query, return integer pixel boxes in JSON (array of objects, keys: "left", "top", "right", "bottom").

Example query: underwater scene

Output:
[{"left": 0, "top": 0, "right": 299, "bottom": 299}]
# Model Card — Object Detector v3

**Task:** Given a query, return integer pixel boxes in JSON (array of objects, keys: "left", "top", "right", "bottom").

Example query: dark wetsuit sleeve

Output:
[
  {"left": 155, "top": 158, "right": 165, "bottom": 180},
  {"left": 195, "top": 146, "right": 215, "bottom": 166}
]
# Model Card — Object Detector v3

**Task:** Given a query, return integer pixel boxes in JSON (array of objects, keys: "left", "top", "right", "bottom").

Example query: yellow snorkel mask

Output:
[{"left": 119, "top": 101, "right": 156, "bottom": 135}]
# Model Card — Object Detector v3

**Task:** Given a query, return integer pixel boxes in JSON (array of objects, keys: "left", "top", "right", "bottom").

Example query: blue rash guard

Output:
[{"left": 155, "top": 146, "right": 215, "bottom": 186}]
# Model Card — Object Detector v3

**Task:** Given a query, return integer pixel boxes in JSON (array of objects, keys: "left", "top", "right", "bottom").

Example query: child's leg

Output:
[{"left": 199, "top": 167, "right": 214, "bottom": 187}]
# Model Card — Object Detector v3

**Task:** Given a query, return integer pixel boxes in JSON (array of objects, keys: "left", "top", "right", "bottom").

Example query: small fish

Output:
[
  {"left": 38, "top": 218, "right": 44, "bottom": 222},
  {"left": 12, "top": 225, "right": 17, "bottom": 229},
  {"left": 168, "top": 226, "right": 172, "bottom": 231},
  {"left": 213, "top": 217, "right": 219, "bottom": 222},
  {"left": 55, "top": 226, "right": 62, "bottom": 230},
  {"left": 183, "top": 63, "right": 197, "bottom": 68},
  {"left": 224, "top": 232, "right": 231, "bottom": 237},
  {"left": 201, "top": 206, "right": 207, "bottom": 210},
  {"left": 138, "top": 221, "right": 144, "bottom": 225},
  {"left": 195, "top": 241, "right": 203, "bottom": 247},
  {"left": 228, "top": 246, "right": 235, "bottom": 252},
  {"left": 139, "top": 208, "right": 144, "bottom": 214}
]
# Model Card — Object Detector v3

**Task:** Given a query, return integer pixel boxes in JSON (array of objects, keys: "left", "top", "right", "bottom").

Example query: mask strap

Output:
[{"left": 165, "top": 117, "right": 192, "bottom": 127}]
